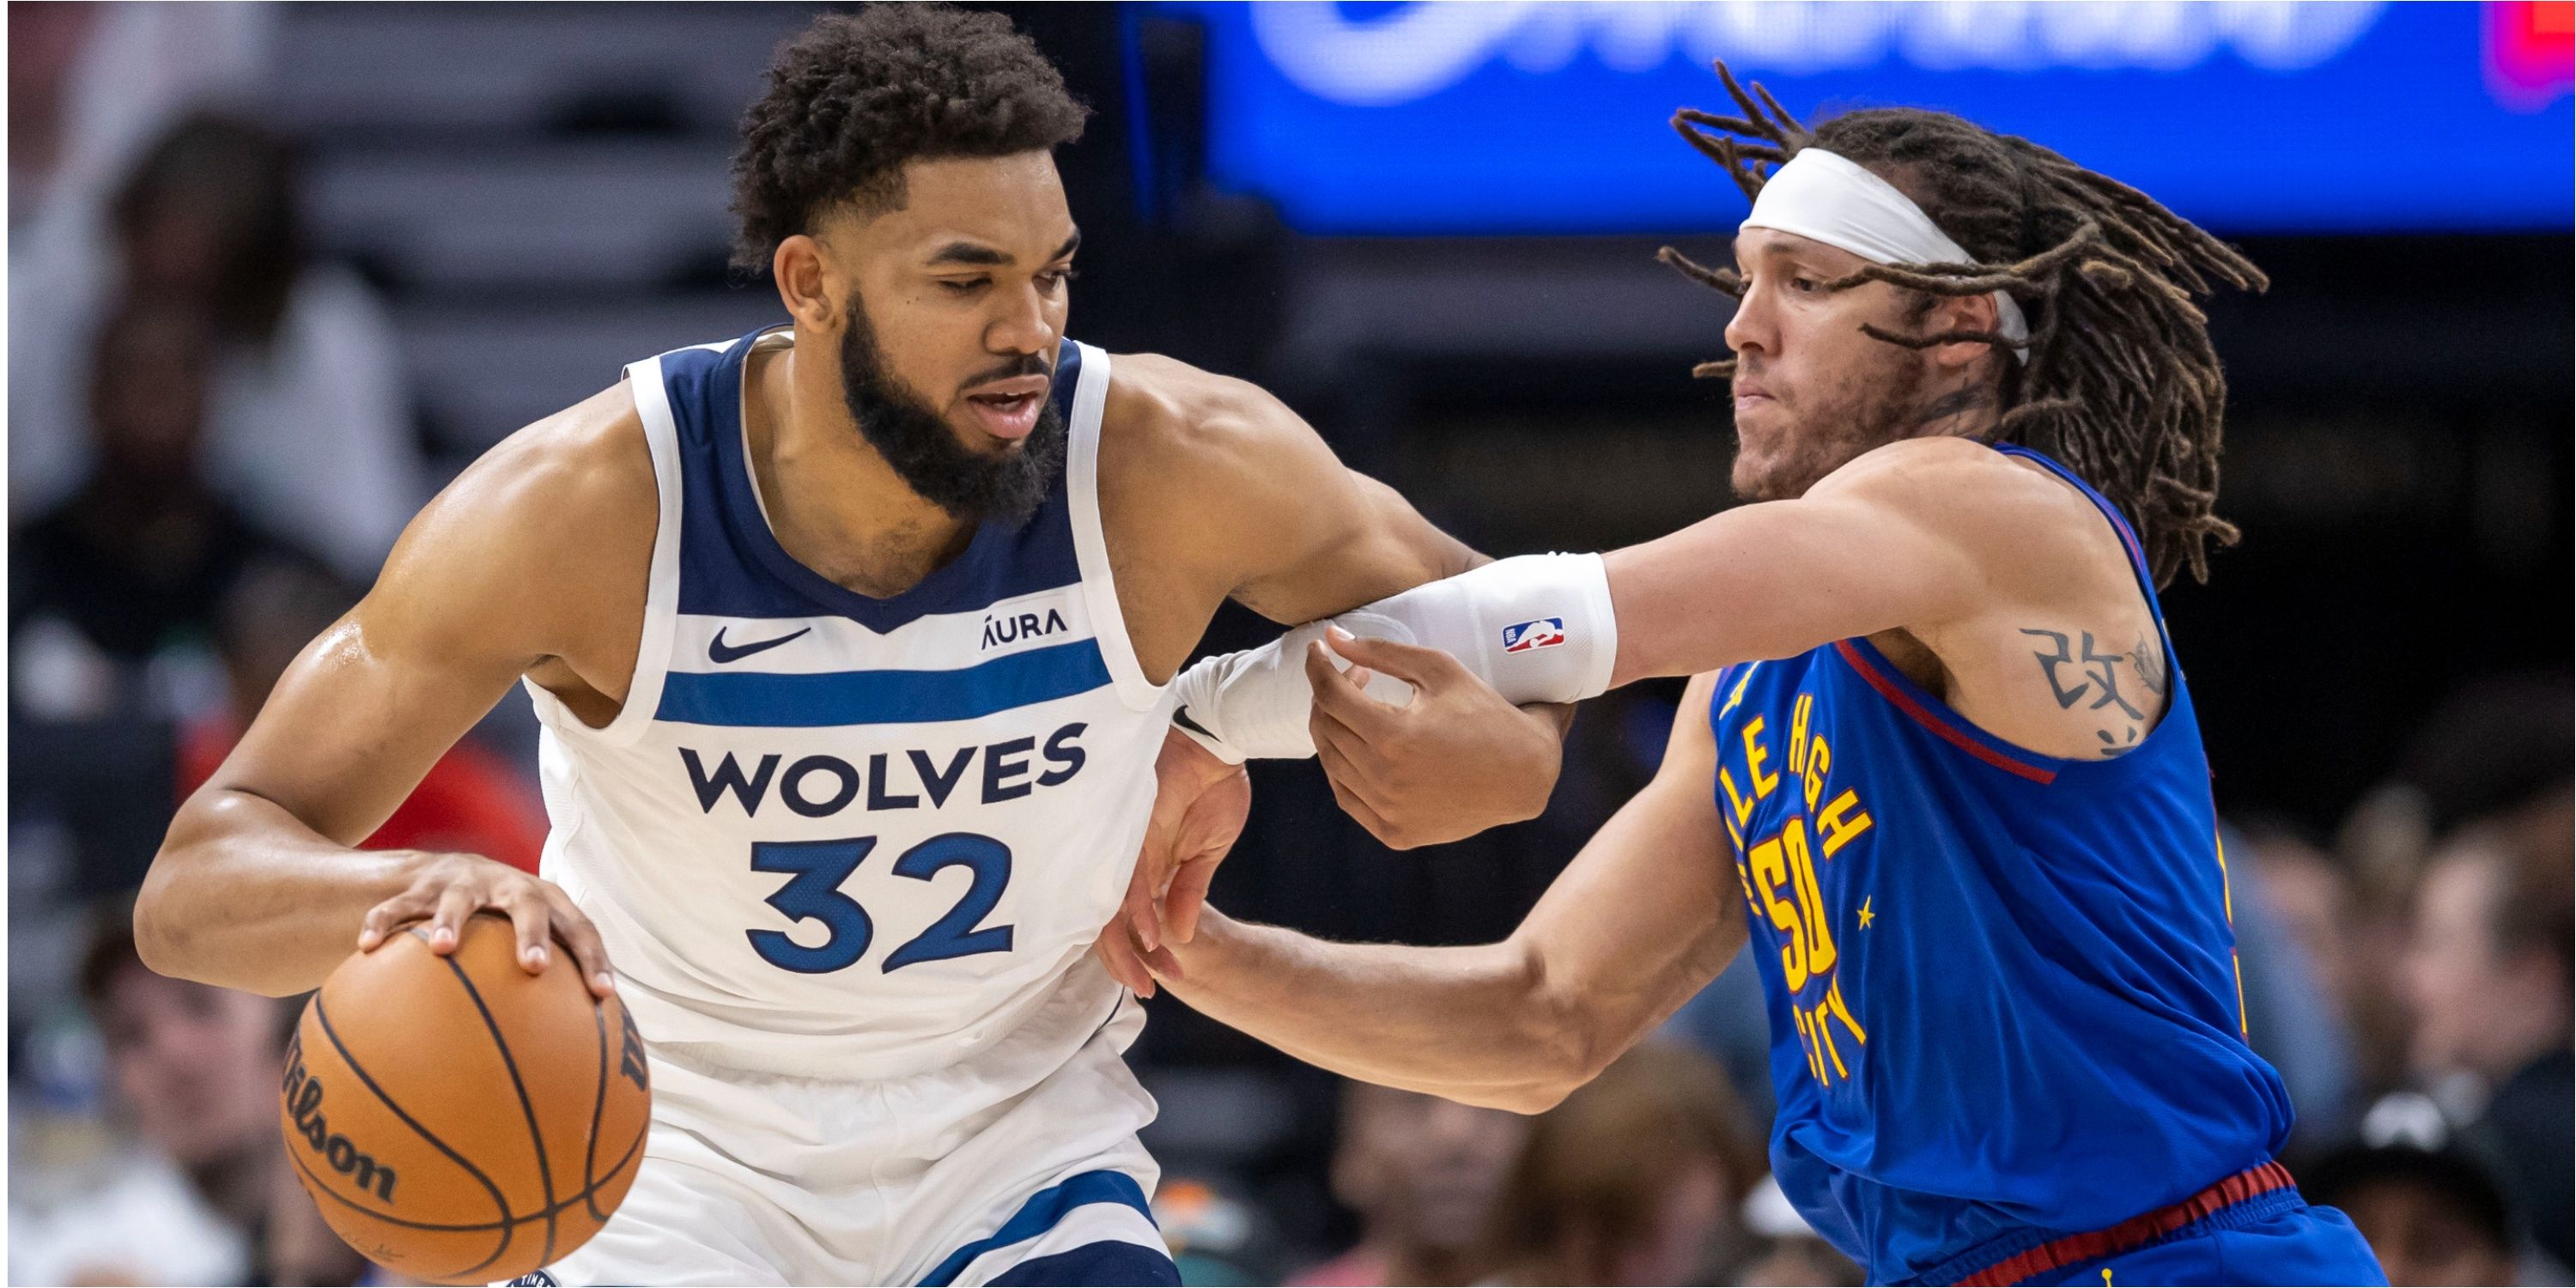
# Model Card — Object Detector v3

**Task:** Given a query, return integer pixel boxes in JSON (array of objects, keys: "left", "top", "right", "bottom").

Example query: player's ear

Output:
[
  {"left": 772, "top": 234, "right": 836, "bottom": 332},
  {"left": 1928, "top": 289, "right": 2002, "bottom": 372}
]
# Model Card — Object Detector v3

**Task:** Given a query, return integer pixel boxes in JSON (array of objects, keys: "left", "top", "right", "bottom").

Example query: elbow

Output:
[
  {"left": 131, "top": 856, "right": 187, "bottom": 980},
  {"left": 1493, "top": 1080, "right": 1576, "bottom": 1116},
  {"left": 1503, "top": 945, "right": 1616, "bottom": 1115}
]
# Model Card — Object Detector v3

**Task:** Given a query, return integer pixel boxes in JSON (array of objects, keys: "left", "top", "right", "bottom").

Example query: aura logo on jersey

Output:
[
  {"left": 678, "top": 722, "right": 1089, "bottom": 817},
  {"left": 981, "top": 606, "right": 1070, "bottom": 650}
]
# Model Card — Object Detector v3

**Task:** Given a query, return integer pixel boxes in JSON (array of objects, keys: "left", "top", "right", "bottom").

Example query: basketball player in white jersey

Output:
[{"left": 134, "top": 9, "right": 1615, "bottom": 1285}]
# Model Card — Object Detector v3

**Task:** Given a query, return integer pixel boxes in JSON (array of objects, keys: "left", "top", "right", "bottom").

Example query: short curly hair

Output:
[{"left": 729, "top": 5, "right": 1089, "bottom": 275}]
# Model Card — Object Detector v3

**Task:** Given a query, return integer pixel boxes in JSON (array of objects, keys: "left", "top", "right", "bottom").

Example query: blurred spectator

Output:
[
  {"left": 2250, "top": 816, "right": 2421, "bottom": 1103},
  {"left": 1288, "top": 1082, "right": 1531, "bottom": 1285},
  {"left": 2400, "top": 787, "right": 2574, "bottom": 1271},
  {"left": 1656, "top": 951, "right": 1780, "bottom": 1132},
  {"left": 13, "top": 110, "right": 422, "bottom": 581},
  {"left": 2342, "top": 675, "right": 2574, "bottom": 909},
  {"left": 2245, "top": 824, "right": 2362, "bottom": 1024},
  {"left": 2302, "top": 1144, "right": 2518, "bottom": 1288},
  {"left": 1473, "top": 1041, "right": 1760, "bottom": 1285},
  {"left": 7, "top": 3, "right": 271, "bottom": 228},
  {"left": 177, "top": 557, "right": 550, "bottom": 873},
  {"left": 10, "top": 901, "right": 364, "bottom": 1285},
  {"left": 2212, "top": 819, "right": 2366, "bottom": 1147},
  {"left": 11, "top": 295, "right": 313, "bottom": 721},
  {"left": 1730, "top": 1175, "right": 1865, "bottom": 1287},
  {"left": 1153, "top": 1175, "right": 1285, "bottom": 1286}
]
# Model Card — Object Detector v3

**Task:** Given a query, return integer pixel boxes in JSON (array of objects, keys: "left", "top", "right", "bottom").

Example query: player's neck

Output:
[
  {"left": 746, "top": 342, "right": 980, "bottom": 599},
  {"left": 1905, "top": 379, "right": 2001, "bottom": 441}
]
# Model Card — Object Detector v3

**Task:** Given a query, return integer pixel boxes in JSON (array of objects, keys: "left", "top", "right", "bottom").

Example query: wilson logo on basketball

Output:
[{"left": 282, "top": 1037, "right": 398, "bottom": 1202}]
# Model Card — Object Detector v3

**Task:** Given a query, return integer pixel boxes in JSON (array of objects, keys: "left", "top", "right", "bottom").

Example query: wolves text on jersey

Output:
[{"left": 680, "top": 722, "right": 1090, "bottom": 818}]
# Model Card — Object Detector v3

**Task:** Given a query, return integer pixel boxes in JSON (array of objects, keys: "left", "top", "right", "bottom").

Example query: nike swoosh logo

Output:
[
  {"left": 1173, "top": 704, "right": 1216, "bottom": 739},
  {"left": 708, "top": 626, "right": 812, "bottom": 665}
]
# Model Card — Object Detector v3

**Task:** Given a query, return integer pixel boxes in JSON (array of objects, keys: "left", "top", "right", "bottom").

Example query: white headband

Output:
[{"left": 1741, "top": 148, "right": 2029, "bottom": 362}]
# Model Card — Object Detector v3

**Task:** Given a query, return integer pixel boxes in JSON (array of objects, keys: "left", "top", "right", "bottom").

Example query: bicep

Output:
[
  {"left": 199, "top": 487, "right": 566, "bottom": 846},
  {"left": 1514, "top": 674, "right": 1745, "bottom": 1050},
  {"left": 1606, "top": 483, "right": 1985, "bottom": 684},
  {"left": 1201, "top": 404, "right": 1476, "bottom": 623},
  {"left": 1233, "top": 470, "right": 1478, "bottom": 623},
  {"left": 209, "top": 599, "right": 527, "bottom": 846}
]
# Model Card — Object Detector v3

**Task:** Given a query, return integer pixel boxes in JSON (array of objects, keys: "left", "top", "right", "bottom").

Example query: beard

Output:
[
  {"left": 837, "top": 300, "right": 1066, "bottom": 526},
  {"left": 1728, "top": 349, "right": 1931, "bottom": 502}
]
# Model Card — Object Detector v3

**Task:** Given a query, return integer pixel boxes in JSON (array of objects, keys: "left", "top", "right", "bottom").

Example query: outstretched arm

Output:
[
  {"left": 137, "top": 397, "right": 641, "bottom": 998},
  {"left": 1151, "top": 673, "right": 1744, "bottom": 1111},
  {"left": 1603, "top": 436, "right": 2002, "bottom": 686}
]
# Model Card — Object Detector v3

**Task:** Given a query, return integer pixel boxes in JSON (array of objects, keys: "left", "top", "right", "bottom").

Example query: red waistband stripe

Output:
[{"left": 1955, "top": 1161, "right": 2298, "bottom": 1286}]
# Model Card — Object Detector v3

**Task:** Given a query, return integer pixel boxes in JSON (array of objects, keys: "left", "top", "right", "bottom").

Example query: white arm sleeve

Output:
[{"left": 1167, "top": 552, "right": 1619, "bottom": 762}]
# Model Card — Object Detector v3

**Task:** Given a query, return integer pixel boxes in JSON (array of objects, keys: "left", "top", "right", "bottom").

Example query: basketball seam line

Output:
[
  {"left": 287, "top": 1121, "right": 647, "bottom": 1236},
  {"left": 310, "top": 998, "right": 518, "bottom": 1278},
  {"left": 441, "top": 955, "right": 563, "bottom": 1269},
  {"left": 582, "top": 997, "right": 611, "bottom": 1227}
]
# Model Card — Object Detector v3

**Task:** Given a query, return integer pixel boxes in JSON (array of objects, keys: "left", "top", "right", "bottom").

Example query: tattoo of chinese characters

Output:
[
  {"left": 2129, "top": 633, "right": 2166, "bottom": 699},
  {"left": 2020, "top": 628, "right": 2149, "bottom": 755}
]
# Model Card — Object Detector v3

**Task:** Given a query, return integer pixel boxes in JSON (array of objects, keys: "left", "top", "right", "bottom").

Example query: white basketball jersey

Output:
[{"left": 524, "top": 327, "right": 1169, "bottom": 1081}]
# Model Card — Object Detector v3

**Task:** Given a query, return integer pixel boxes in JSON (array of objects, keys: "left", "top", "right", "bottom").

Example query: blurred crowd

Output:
[{"left": 8, "top": 6, "right": 2571, "bottom": 1287}]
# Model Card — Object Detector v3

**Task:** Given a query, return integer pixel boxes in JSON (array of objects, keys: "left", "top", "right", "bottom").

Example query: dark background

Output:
[{"left": 9, "top": 3, "right": 2569, "bottom": 1282}]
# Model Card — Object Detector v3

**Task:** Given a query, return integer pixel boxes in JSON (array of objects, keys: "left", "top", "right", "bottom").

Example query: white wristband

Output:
[{"left": 1166, "top": 552, "right": 1619, "bottom": 761}]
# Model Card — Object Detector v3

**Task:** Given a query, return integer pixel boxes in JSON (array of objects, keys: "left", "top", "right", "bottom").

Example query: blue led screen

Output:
[{"left": 1168, "top": 2, "right": 2574, "bottom": 234}]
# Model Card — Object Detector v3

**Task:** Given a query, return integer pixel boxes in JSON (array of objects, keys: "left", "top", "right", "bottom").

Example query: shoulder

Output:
[
  {"left": 1097, "top": 351, "right": 1309, "bottom": 480},
  {"left": 409, "top": 382, "right": 655, "bottom": 561},
  {"left": 1807, "top": 435, "right": 2048, "bottom": 506},
  {"left": 368, "top": 381, "right": 656, "bottom": 647},
  {"left": 1093, "top": 350, "right": 1349, "bottom": 541},
  {"left": 1807, "top": 436, "right": 2110, "bottom": 573}
]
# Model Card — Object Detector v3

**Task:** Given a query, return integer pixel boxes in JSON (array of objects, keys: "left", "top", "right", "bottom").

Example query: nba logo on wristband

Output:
[{"left": 1502, "top": 617, "right": 1567, "bottom": 653}]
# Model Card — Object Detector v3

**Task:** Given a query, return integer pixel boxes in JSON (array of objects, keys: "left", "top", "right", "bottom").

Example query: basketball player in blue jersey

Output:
[
  {"left": 132, "top": 10, "right": 1616, "bottom": 1285},
  {"left": 1119, "top": 68, "right": 2391, "bottom": 1285}
]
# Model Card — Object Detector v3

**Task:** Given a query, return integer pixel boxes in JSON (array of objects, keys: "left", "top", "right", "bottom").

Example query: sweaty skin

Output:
[
  {"left": 1134, "top": 224, "right": 2177, "bottom": 1110},
  {"left": 133, "top": 154, "right": 1555, "bottom": 999}
]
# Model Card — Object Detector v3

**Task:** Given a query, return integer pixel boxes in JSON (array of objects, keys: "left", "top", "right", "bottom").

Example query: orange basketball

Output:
[{"left": 282, "top": 914, "right": 651, "bottom": 1285}]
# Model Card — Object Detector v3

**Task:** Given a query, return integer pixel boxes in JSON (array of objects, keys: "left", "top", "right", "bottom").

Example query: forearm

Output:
[
  {"left": 1172, "top": 552, "right": 1619, "bottom": 762},
  {"left": 1162, "top": 910, "right": 1595, "bottom": 1113},
  {"left": 137, "top": 787, "right": 430, "bottom": 996}
]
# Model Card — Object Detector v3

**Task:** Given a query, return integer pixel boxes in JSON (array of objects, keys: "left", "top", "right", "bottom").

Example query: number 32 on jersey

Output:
[{"left": 747, "top": 833, "right": 1013, "bottom": 975}]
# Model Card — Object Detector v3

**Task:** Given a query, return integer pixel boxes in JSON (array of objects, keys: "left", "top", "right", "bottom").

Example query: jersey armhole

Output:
[
  {"left": 1065, "top": 344, "right": 1167, "bottom": 712},
  {"left": 524, "top": 357, "right": 683, "bottom": 746}
]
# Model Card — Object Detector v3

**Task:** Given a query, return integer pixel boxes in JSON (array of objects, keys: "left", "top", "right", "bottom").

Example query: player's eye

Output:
[
  {"left": 938, "top": 277, "right": 989, "bottom": 295},
  {"left": 1789, "top": 276, "right": 1820, "bottom": 295},
  {"left": 1038, "top": 266, "right": 1078, "bottom": 290}
]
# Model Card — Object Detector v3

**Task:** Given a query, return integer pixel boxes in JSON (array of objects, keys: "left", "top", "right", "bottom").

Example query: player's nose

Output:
[
  {"left": 985, "top": 282, "right": 1060, "bottom": 359},
  {"left": 1723, "top": 282, "right": 1775, "bottom": 357}
]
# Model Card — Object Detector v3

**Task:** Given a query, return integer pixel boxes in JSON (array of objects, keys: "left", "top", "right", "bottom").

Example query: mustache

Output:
[{"left": 961, "top": 352, "right": 1052, "bottom": 393}]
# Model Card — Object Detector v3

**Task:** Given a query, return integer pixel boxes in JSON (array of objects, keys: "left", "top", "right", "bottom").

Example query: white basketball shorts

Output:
[{"left": 507, "top": 983, "right": 1173, "bottom": 1286}]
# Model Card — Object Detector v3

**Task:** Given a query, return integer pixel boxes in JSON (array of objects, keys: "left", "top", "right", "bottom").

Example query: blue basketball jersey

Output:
[{"left": 1705, "top": 445, "right": 2293, "bottom": 1284}]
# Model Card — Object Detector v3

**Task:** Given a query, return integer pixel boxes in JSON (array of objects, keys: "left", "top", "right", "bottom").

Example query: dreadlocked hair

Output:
[{"left": 1658, "top": 63, "right": 2266, "bottom": 587}]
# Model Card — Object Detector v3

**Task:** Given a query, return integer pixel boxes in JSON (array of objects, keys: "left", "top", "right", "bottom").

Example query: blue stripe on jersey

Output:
[
  {"left": 658, "top": 330, "right": 1085, "bottom": 629},
  {"left": 916, "top": 1170, "right": 1157, "bottom": 1287},
  {"left": 655, "top": 639, "right": 1112, "bottom": 727}
]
